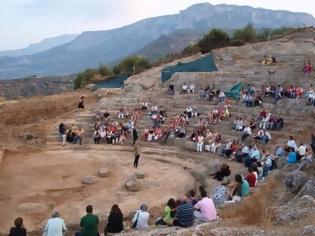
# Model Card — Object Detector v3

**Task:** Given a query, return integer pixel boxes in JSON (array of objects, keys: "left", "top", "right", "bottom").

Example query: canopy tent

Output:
[
  {"left": 161, "top": 54, "right": 218, "bottom": 83},
  {"left": 225, "top": 82, "right": 246, "bottom": 100},
  {"left": 94, "top": 74, "right": 129, "bottom": 89}
]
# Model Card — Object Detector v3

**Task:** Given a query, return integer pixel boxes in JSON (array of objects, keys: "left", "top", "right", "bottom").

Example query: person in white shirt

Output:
[
  {"left": 189, "top": 83, "right": 195, "bottom": 94},
  {"left": 43, "top": 212, "right": 67, "bottom": 236},
  {"left": 132, "top": 204, "right": 150, "bottom": 230},
  {"left": 242, "top": 126, "right": 252, "bottom": 141},
  {"left": 297, "top": 143, "right": 307, "bottom": 159},
  {"left": 219, "top": 91, "right": 225, "bottom": 102},
  {"left": 197, "top": 135, "right": 205, "bottom": 152},
  {"left": 182, "top": 84, "right": 188, "bottom": 93},
  {"left": 287, "top": 136, "right": 297, "bottom": 151}
]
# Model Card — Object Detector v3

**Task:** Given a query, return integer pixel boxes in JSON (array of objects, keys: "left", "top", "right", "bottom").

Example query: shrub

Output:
[
  {"left": 233, "top": 23, "right": 256, "bottom": 43},
  {"left": 198, "top": 29, "right": 230, "bottom": 53}
]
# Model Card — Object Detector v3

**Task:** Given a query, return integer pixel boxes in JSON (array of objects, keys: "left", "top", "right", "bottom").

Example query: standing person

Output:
[
  {"left": 75, "top": 127, "right": 84, "bottom": 145},
  {"left": 132, "top": 204, "right": 150, "bottom": 230},
  {"left": 104, "top": 205, "right": 123, "bottom": 236},
  {"left": 43, "top": 211, "right": 68, "bottom": 236},
  {"left": 59, "top": 123, "right": 67, "bottom": 146},
  {"left": 133, "top": 128, "right": 138, "bottom": 145},
  {"left": 78, "top": 96, "right": 85, "bottom": 110},
  {"left": 133, "top": 141, "right": 141, "bottom": 168},
  {"left": 8, "top": 217, "right": 26, "bottom": 236},
  {"left": 80, "top": 205, "right": 99, "bottom": 236}
]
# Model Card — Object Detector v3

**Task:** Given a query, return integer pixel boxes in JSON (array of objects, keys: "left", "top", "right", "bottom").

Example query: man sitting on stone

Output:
[{"left": 194, "top": 190, "right": 217, "bottom": 222}]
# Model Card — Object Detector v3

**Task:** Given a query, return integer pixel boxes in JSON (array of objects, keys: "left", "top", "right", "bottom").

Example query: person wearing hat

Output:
[
  {"left": 132, "top": 204, "right": 150, "bottom": 230},
  {"left": 212, "top": 177, "right": 231, "bottom": 207},
  {"left": 43, "top": 211, "right": 67, "bottom": 236}
]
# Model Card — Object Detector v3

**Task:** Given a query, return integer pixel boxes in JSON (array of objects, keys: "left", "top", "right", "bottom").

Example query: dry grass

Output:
[{"left": 221, "top": 175, "right": 282, "bottom": 226}]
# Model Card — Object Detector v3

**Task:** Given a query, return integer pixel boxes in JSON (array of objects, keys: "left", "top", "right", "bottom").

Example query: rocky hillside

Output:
[
  {"left": 0, "top": 75, "right": 74, "bottom": 99},
  {"left": 0, "top": 3, "right": 314, "bottom": 79}
]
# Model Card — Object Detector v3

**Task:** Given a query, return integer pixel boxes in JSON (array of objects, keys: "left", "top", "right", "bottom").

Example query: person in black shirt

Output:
[
  {"left": 105, "top": 205, "right": 123, "bottom": 235},
  {"left": 9, "top": 217, "right": 26, "bottom": 236}
]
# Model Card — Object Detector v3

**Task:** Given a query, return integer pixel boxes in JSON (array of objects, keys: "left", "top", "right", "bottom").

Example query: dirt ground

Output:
[{"left": 0, "top": 147, "right": 195, "bottom": 232}]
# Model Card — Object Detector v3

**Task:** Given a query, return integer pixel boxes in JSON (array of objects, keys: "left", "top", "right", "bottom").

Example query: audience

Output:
[
  {"left": 173, "top": 196, "right": 194, "bottom": 228},
  {"left": 9, "top": 217, "right": 26, "bottom": 236},
  {"left": 132, "top": 204, "right": 150, "bottom": 230},
  {"left": 105, "top": 205, "right": 123, "bottom": 235},
  {"left": 43, "top": 211, "right": 67, "bottom": 236},
  {"left": 80, "top": 205, "right": 99, "bottom": 236}
]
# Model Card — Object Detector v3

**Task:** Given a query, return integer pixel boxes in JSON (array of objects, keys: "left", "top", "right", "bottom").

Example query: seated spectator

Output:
[
  {"left": 156, "top": 199, "right": 176, "bottom": 226},
  {"left": 173, "top": 196, "right": 194, "bottom": 227},
  {"left": 250, "top": 146, "right": 261, "bottom": 162},
  {"left": 105, "top": 205, "right": 123, "bottom": 235},
  {"left": 245, "top": 94, "right": 253, "bottom": 107},
  {"left": 212, "top": 177, "right": 231, "bottom": 207},
  {"left": 286, "top": 136, "right": 297, "bottom": 152},
  {"left": 186, "top": 190, "right": 198, "bottom": 206},
  {"left": 210, "top": 163, "right": 231, "bottom": 181},
  {"left": 287, "top": 147, "right": 297, "bottom": 164},
  {"left": 194, "top": 190, "right": 217, "bottom": 222},
  {"left": 93, "top": 129, "right": 101, "bottom": 144},
  {"left": 80, "top": 205, "right": 99, "bottom": 236},
  {"left": 255, "top": 129, "right": 271, "bottom": 144},
  {"left": 196, "top": 134, "right": 204, "bottom": 152},
  {"left": 43, "top": 211, "right": 67, "bottom": 236},
  {"left": 245, "top": 167, "right": 257, "bottom": 188},
  {"left": 78, "top": 96, "right": 85, "bottom": 110},
  {"left": 232, "top": 174, "right": 250, "bottom": 198},
  {"left": 118, "top": 107, "right": 125, "bottom": 119},
  {"left": 275, "top": 146, "right": 285, "bottom": 157},
  {"left": 297, "top": 143, "right": 307, "bottom": 160},
  {"left": 168, "top": 84, "right": 175, "bottom": 95},
  {"left": 184, "top": 106, "right": 193, "bottom": 118},
  {"left": 189, "top": 83, "right": 195, "bottom": 94},
  {"left": 242, "top": 125, "right": 252, "bottom": 141},
  {"left": 219, "top": 91, "right": 225, "bottom": 102},
  {"left": 249, "top": 118, "right": 256, "bottom": 130},
  {"left": 9, "top": 217, "right": 26, "bottom": 236},
  {"left": 225, "top": 140, "right": 237, "bottom": 158},
  {"left": 132, "top": 204, "right": 150, "bottom": 230},
  {"left": 182, "top": 83, "right": 188, "bottom": 94},
  {"left": 234, "top": 117, "right": 244, "bottom": 131}
]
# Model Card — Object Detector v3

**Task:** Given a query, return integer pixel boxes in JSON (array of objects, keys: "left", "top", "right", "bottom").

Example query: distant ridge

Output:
[{"left": 0, "top": 34, "right": 78, "bottom": 58}]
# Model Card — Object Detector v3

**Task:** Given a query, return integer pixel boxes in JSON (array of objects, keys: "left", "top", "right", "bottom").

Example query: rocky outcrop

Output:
[
  {"left": 271, "top": 195, "right": 315, "bottom": 225},
  {"left": 125, "top": 177, "right": 140, "bottom": 192},
  {"left": 284, "top": 170, "right": 309, "bottom": 193}
]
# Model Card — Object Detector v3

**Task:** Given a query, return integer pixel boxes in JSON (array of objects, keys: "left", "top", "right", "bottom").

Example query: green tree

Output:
[
  {"left": 114, "top": 56, "right": 151, "bottom": 75},
  {"left": 197, "top": 29, "right": 230, "bottom": 53},
  {"left": 98, "top": 65, "right": 112, "bottom": 77},
  {"left": 233, "top": 23, "right": 256, "bottom": 43}
]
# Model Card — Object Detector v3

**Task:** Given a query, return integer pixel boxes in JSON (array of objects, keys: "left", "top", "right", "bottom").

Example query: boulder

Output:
[
  {"left": 284, "top": 170, "right": 309, "bottom": 193},
  {"left": 98, "top": 168, "right": 109, "bottom": 178},
  {"left": 301, "top": 225, "right": 315, "bottom": 236},
  {"left": 125, "top": 177, "right": 140, "bottom": 192},
  {"left": 271, "top": 195, "right": 315, "bottom": 225},
  {"left": 135, "top": 170, "right": 145, "bottom": 179},
  {"left": 296, "top": 178, "right": 315, "bottom": 198},
  {"left": 183, "top": 140, "right": 196, "bottom": 151},
  {"left": 124, "top": 84, "right": 143, "bottom": 93},
  {"left": 282, "top": 163, "right": 299, "bottom": 172},
  {"left": 274, "top": 157, "right": 287, "bottom": 169},
  {"left": 81, "top": 176, "right": 98, "bottom": 185}
]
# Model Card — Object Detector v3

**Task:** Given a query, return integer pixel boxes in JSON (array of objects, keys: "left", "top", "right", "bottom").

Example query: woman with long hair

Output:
[{"left": 104, "top": 204, "right": 123, "bottom": 235}]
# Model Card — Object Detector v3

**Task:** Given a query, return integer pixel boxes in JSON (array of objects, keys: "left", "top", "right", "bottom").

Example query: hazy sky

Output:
[{"left": 1, "top": 0, "right": 314, "bottom": 50}]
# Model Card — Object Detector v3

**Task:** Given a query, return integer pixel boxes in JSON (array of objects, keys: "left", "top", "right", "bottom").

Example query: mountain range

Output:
[
  {"left": 0, "top": 34, "right": 78, "bottom": 58},
  {"left": 0, "top": 2, "right": 314, "bottom": 80}
]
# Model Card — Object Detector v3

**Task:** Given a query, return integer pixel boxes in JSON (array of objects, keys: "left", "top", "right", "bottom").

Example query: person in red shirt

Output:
[{"left": 246, "top": 167, "right": 257, "bottom": 188}]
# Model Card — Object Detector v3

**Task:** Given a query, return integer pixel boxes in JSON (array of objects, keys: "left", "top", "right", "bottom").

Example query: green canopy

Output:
[
  {"left": 225, "top": 82, "right": 245, "bottom": 100},
  {"left": 161, "top": 54, "right": 218, "bottom": 83}
]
